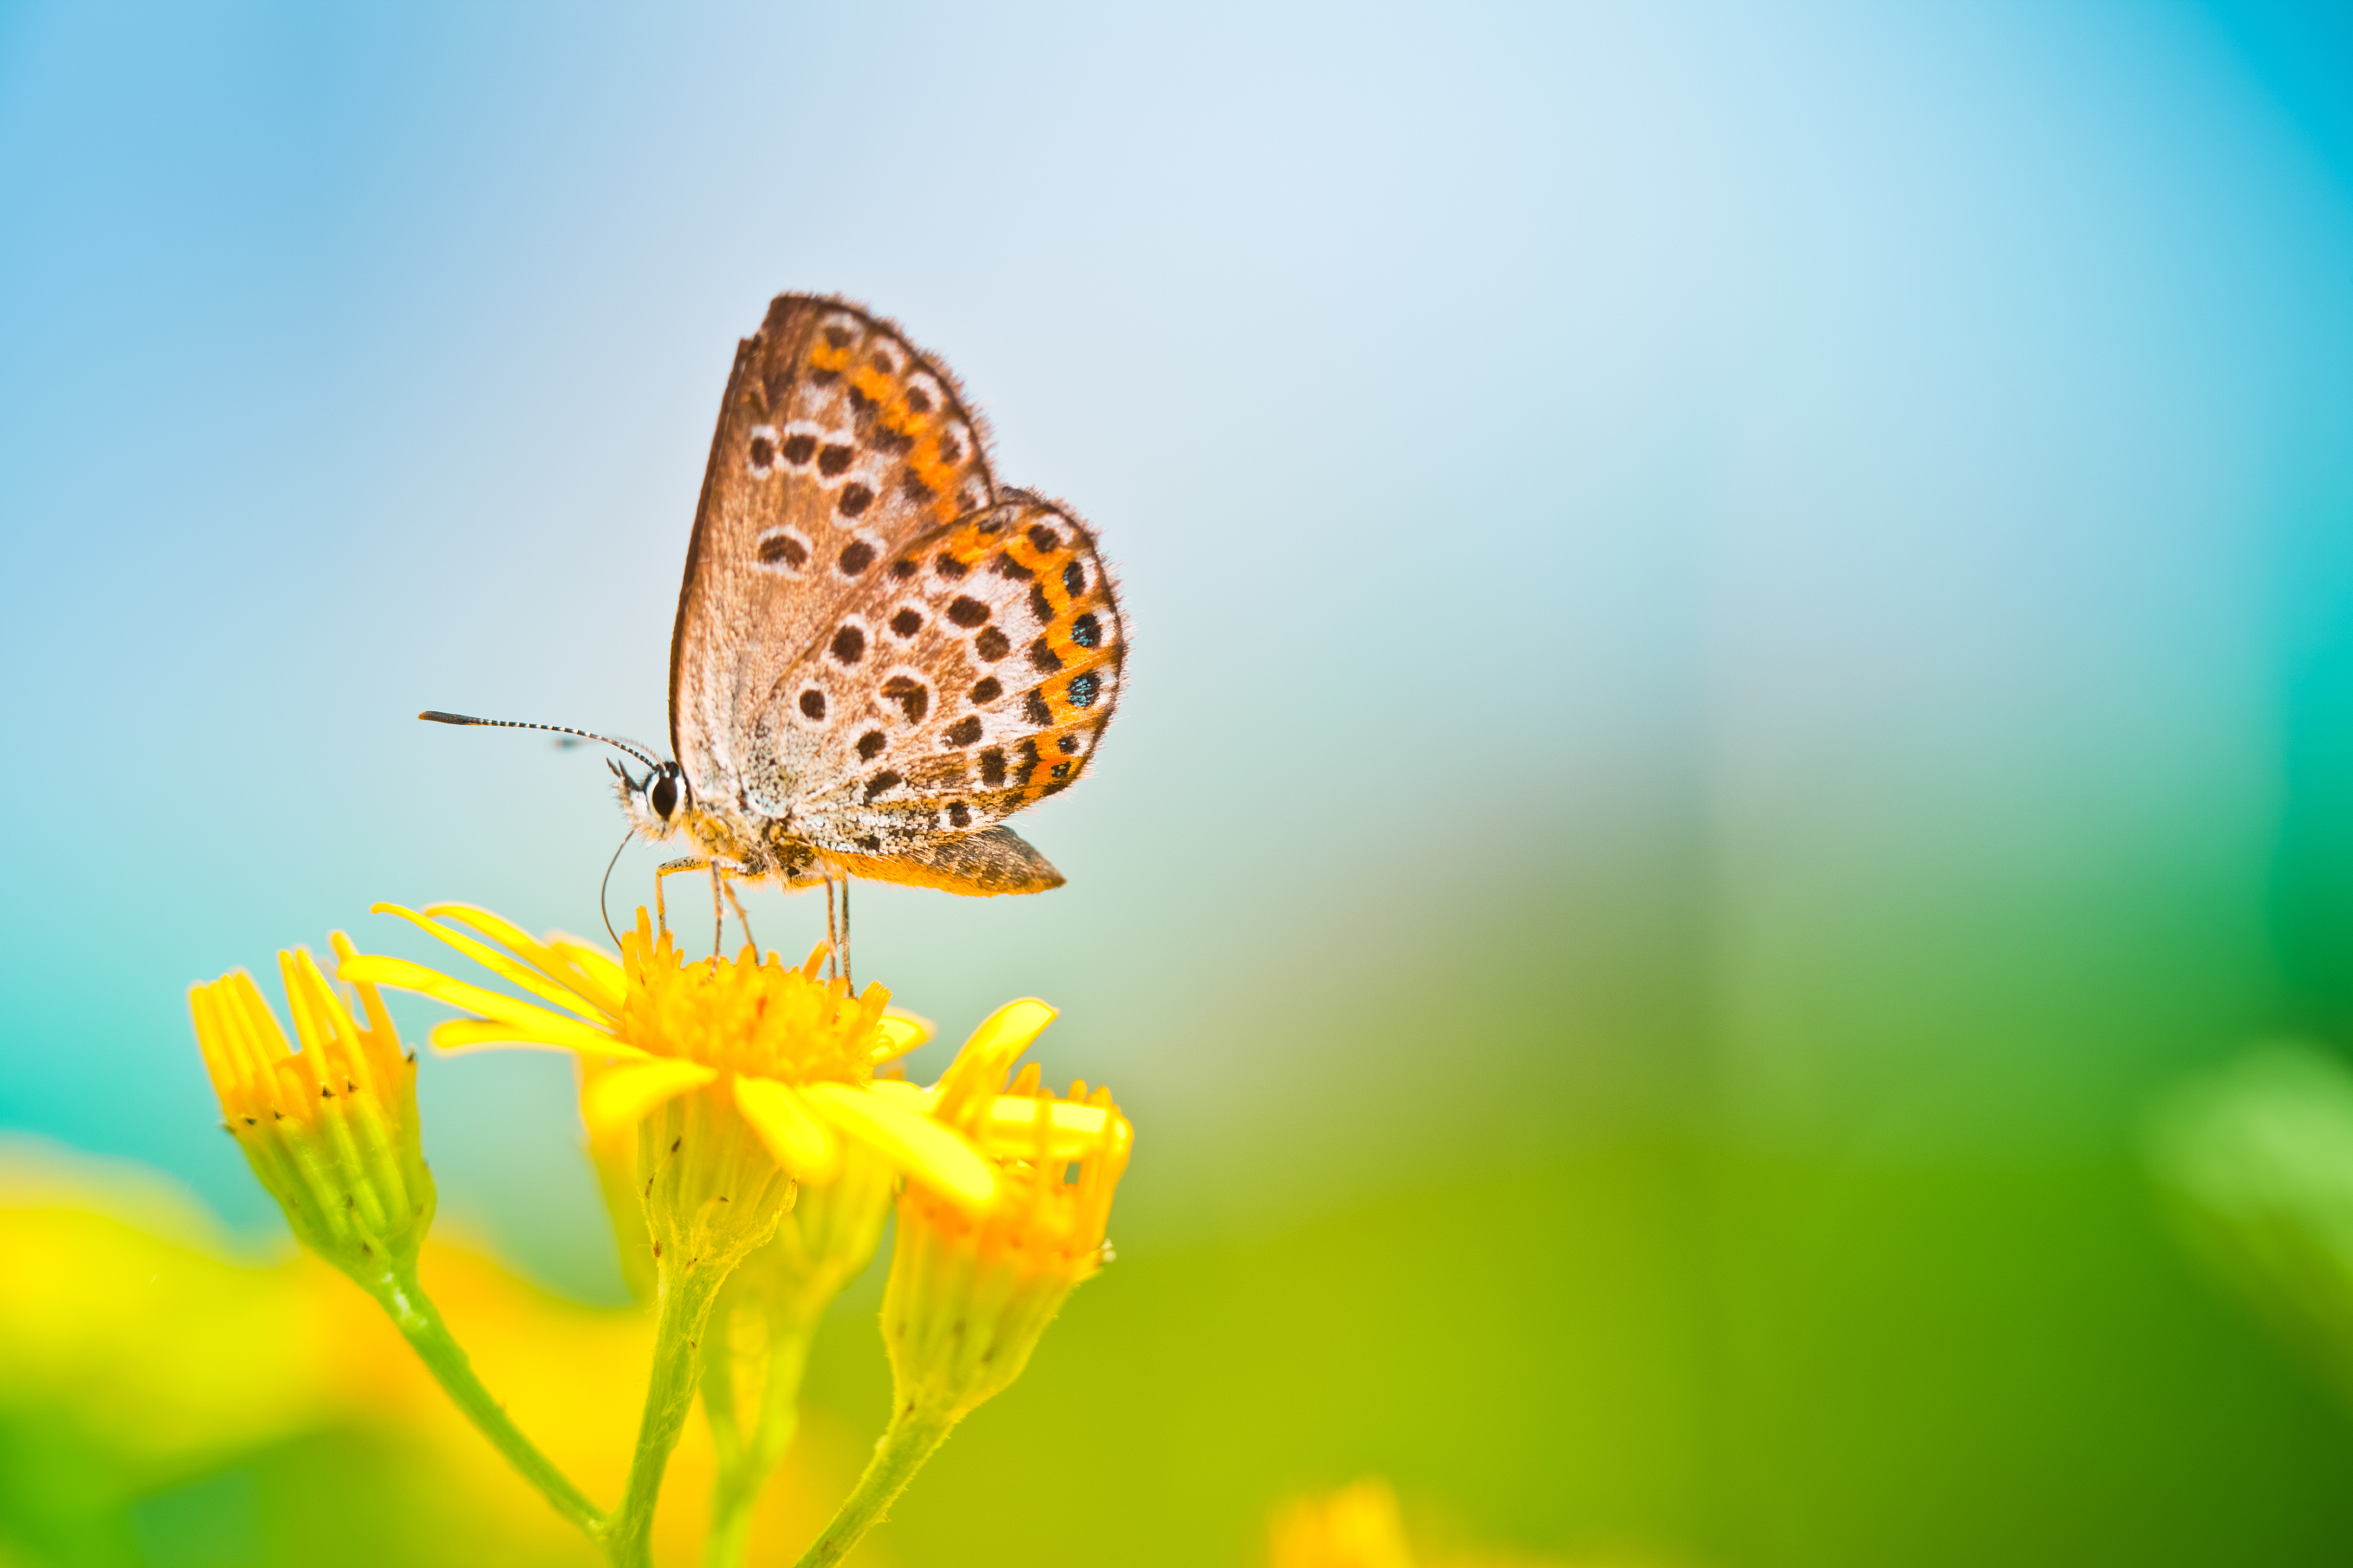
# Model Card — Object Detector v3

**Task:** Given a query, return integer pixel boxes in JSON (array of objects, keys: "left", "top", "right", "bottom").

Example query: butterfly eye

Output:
[{"left": 650, "top": 771, "right": 680, "bottom": 820}]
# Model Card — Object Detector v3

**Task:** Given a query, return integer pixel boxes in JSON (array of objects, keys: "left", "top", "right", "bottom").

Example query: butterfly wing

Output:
[
  {"left": 777, "top": 491, "right": 1126, "bottom": 891},
  {"left": 671, "top": 297, "right": 1125, "bottom": 895},
  {"left": 671, "top": 295, "right": 996, "bottom": 814}
]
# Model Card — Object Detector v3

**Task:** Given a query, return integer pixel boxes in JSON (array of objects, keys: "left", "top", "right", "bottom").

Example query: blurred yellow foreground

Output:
[
  {"left": 0, "top": 1140, "right": 866, "bottom": 1567},
  {"left": 0, "top": 1143, "right": 1649, "bottom": 1568}
]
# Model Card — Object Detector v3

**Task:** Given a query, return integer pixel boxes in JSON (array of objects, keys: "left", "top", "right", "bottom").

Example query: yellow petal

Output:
[
  {"left": 977, "top": 1095, "right": 1112, "bottom": 1160},
  {"left": 545, "top": 934, "right": 627, "bottom": 1014},
  {"left": 965, "top": 998, "right": 1057, "bottom": 1066},
  {"left": 932, "top": 998, "right": 1058, "bottom": 1122},
  {"left": 429, "top": 1019, "right": 594, "bottom": 1056},
  {"left": 871, "top": 1008, "right": 934, "bottom": 1064},
  {"left": 329, "top": 930, "right": 399, "bottom": 1042},
  {"left": 420, "top": 904, "right": 628, "bottom": 1016},
  {"left": 336, "top": 954, "right": 632, "bottom": 1056},
  {"left": 275, "top": 949, "right": 332, "bottom": 1057},
  {"left": 373, "top": 903, "right": 615, "bottom": 1027},
  {"left": 804, "top": 1080, "right": 995, "bottom": 1208},
  {"left": 734, "top": 1077, "right": 839, "bottom": 1181},
  {"left": 582, "top": 1059, "right": 716, "bottom": 1134}
]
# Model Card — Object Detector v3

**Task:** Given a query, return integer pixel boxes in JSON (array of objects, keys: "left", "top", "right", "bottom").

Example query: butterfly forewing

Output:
[{"left": 671, "top": 297, "right": 996, "bottom": 813}]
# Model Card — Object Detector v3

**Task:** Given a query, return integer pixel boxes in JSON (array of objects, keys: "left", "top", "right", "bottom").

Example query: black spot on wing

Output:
[{"left": 881, "top": 677, "right": 929, "bottom": 723}]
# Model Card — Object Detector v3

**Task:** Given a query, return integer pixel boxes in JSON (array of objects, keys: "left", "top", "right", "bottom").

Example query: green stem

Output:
[
  {"left": 605, "top": 1262, "right": 729, "bottom": 1568},
  {"left": 703, "top": 1313, "right": 820, "bottom": 1568},
  {"left": 788, "top": 1407, "right": 956, "bottom": 1568},
  {"left": 361, "top": 1262, "right": 605, "bottom": 1538}
]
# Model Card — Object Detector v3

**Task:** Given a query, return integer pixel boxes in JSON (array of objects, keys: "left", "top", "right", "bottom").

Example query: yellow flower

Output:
[
  {"left": 338, "top": 904, "right": 993, "bottom": 1208},
  {"left": 881, "top": 998, "right": 1132, "bottom": 1422},
  {"left": 784, "top": 1000, "right": 1135, "bottom": 1568},
  {"left": 1270, "top": 1480, "right": 1419, "bottom": 1568},
  {"left": 188, "top": 934, "right": 434, "bottom": 1282}
]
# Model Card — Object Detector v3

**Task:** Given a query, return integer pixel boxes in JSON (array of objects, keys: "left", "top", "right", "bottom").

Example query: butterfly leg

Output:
[
  {"left": 721, "top": 876, "right": 756, "bottom": 955},
  {"left": 654, "top": 855, "right": 710, "bottom": 936},
  {"left": 839, "top": 876, "right": 852, "bottom": 993},
  {"left": 824, "top": 877, "right": 839, "bottom": 981}
]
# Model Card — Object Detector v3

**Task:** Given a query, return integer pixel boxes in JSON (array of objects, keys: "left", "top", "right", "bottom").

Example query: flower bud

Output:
[
  {"left": 189, "top": 935, "right": 434, "bottom": 1282},
  {"left": 880, "top": 1001, "right": 1131, "bottom": 1422}
]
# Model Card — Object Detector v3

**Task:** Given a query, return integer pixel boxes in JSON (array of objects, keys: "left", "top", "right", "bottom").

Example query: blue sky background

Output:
[
  {"left": 2, "top": 0, "right": 2349, "bottom": 1262},
  {"left": 7, "top": 5, "right": 2353, "bottom": 1559}
]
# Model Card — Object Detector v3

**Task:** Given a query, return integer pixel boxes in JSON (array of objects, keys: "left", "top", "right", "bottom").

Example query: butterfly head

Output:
[{"left": 612, "top": 757, "right": 690, "bottom": 841}]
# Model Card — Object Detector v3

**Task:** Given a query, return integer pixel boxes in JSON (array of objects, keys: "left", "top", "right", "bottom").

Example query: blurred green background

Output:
[{"left": 8, "top": 1, "right": 2353, "bottom": 1563}]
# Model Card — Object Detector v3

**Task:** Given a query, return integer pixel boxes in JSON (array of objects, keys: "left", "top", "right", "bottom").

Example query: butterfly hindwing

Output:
[
  {"left": 773, "top": 492, "right": 1125, "bottom": 860},
  {"left": 670, "top": 296, "right": 996, "bottom": 814}
]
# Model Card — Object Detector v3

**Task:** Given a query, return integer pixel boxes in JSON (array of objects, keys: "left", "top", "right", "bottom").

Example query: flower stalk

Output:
[
  {"left": 789, "top": 1409, "right": 956, "bottom": 1568},
  {"left": 701, "top": 1145, "right": 898, "bottom": 1567},
  {"left": 188, "top": 937, "right": 606, "bottom": 1541},
  {"left": 365, "top": 1259, "right": 606, "bottom": 1537},
  {"left": 603, "top": 1079, "right": 797, "bottom": 1566},
  {"left": 791, "top": 1000, "right": 1132, "bottom": 1565}
]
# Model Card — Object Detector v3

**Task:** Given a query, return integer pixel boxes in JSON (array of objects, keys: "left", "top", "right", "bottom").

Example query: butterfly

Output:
[{"left": 426, "top": 295, "right": 1124, "bottom": 946}]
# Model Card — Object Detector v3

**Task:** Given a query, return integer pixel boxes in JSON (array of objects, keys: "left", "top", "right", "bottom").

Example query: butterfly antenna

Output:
[
  {"left": 418, "top": 711, "right": 664, "bottom": 774},
  {"left": 599, "top": 826, "right": 633, "bottom": 949}
]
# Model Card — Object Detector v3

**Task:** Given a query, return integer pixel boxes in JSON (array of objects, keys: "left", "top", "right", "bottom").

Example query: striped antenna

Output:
[{"left": 417, "top": 711, "right": 664, "bottom": 774}]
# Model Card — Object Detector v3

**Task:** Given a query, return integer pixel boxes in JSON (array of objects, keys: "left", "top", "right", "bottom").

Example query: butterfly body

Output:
[{"left": 616, "top": 295, "right": 1125, "bottom": 899}]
